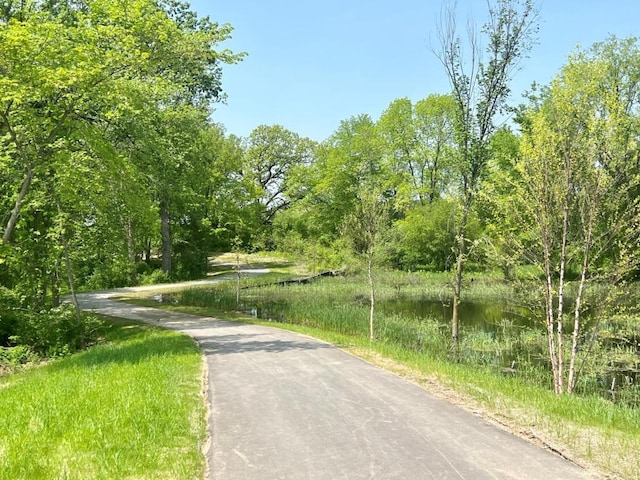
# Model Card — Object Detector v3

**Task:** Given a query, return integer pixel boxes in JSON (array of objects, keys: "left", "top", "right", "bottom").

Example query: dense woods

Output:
[{"left": 1, "top": 0, "right": 640, "bottom": 399}]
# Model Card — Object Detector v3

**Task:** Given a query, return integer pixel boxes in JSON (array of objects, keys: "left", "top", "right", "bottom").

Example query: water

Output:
[{"left": 379, "top": 297, "right": 538, "bottom": 332}]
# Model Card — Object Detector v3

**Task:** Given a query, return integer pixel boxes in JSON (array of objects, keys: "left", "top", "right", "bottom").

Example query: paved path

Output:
[{"left": 76, "top": 277, "right": 596, "bottom": 480}]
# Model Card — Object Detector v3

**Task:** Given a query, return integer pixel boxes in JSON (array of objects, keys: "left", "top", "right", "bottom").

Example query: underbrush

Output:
[{"left": 1, "top": 288, "right": 104, "bottom": 374}]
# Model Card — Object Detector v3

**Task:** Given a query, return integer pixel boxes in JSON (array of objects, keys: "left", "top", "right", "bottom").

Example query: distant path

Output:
[{"left": 75, "top": 272, "right": 596, "bottom": 480}]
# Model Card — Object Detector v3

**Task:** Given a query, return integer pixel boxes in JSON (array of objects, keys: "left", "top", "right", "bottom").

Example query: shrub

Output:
[
  {"left": 12, "top": 306, "right": 103, "bottom": 357},
  {"left": 0, "top": 287, "right": 20, "bottom": 346},
  {"left": 139, "top": 269, "right": 171, "bottom": 286},
  {"left": 0, "top": 344, "right": 36, "bottom": 367}
]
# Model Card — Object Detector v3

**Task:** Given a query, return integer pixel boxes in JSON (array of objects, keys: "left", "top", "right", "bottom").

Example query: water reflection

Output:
[{"left": 379, "top": 298, "right": 538, "bottom": 332}]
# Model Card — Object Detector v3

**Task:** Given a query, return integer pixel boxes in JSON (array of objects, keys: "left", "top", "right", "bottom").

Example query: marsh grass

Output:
[{"left": 0, "top": 318, "right": 206, "bottom": 480}]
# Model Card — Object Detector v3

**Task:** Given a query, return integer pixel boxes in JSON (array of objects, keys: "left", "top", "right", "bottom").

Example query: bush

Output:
[
  {"left": 0, "top": 344, "right": 36, "bottom": 366},
  {"left": 12, "top": 306, "right": 103, "bottom": 358},
  {"left": 0, "top": 287, "right": 20, "bottom": 346},
  {"left": 139, "top": 269, "right": 171, "bottom": 286}
]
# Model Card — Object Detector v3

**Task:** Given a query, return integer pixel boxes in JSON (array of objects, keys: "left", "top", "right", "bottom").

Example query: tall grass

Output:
[{"left": 0, "top": 319, "right": 206, "bottom": 480}]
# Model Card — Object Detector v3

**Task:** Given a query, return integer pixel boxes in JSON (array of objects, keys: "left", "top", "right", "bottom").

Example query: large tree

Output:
[
  {"left": 377, "top": 95, "right": 457, "bottom": 208},
  {"left": 435, "top": 0, "right": 539, "bottom": 345},
  {"left": 244, "top": 124, "right": 316, "bottom": 224}
]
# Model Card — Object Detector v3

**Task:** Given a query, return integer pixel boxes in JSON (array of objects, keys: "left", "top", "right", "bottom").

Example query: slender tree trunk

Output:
[
  {"left": 145, "top": 239, "right": 152, "bottom": 264},
  {"left": 2, "top": 164, "right": 33, "bottom": 243},
  {"left": 367, "top": 253, "right": 375, "bottom": 342},
  {"left": 429, "top": 143, "right": 441, "bottom": 203},
  {"left": 125, "top": 218, "right": 137, "bottom": 285},
  {"left": 235, "top": 249, "right": 241, "bottom": 306},
  {"left": 556, "top": 218, "right": 569, "bottom": 393},
  {"left": 452, "top": 195, "right": 471, "bottom": 346},
  {"left": 568, "top": 222, "right": 592, "bottom": 393},
  {"left": 543, "top": 238, "right": 561, "bottom": 394},
  {"left": 159, "top": 198, "right": 172, "bottom": 275},
  {"left": 555, "top": 157, "right": 572, "bottom": 393}
]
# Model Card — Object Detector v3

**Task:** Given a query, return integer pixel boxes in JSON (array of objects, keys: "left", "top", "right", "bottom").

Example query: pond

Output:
[
  {"left": 152, "top": 292, "right": 540, "bottom": 335},
  {"left": 379, "top": 297, "right": 538, "bottom": 332}
]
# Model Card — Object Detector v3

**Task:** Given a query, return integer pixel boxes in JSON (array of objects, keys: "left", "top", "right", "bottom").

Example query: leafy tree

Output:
[
  {"left": 0, "top": 0, "right": 242, "bottom": 352},
  {"left": 476, "top": 126, "right": 522, "bottom": 280},
  {"left": 343, "top": 187, "right": 390, "bottom": 341},
  {"left": 434, "top": 0, "right": 539, "bottom": 345},
  {"left": 395, "top": 200, "right": 458, "bottom": 271},
  {"left": 377, "top": 95, "right": 456, "bottom": 208},
  {"left": 199, "top": 125, "right": 262, "bottom": 251},
  {"left": 244, "top": 124, "right": 316, "bottom": 224}
]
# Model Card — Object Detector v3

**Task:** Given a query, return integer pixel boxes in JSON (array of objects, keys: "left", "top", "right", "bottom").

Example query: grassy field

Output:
[
  {"left": 124, "top": 256, "right": 640, "bottom": 480},
  {"left": 0, "top": 318, "right": 206, "bottom": 480}
]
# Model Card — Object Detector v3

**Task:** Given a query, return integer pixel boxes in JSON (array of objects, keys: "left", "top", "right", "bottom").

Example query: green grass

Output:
[{"left": 0, "top": 318, "right": 206, "bottom": 480}]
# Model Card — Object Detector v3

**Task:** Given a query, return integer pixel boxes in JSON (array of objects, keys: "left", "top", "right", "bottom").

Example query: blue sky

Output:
[{"left": 190, "top": 1, "right": 640, "bottom": 142}]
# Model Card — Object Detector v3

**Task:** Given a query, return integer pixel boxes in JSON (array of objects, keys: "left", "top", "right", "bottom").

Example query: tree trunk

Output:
[
  {"left": 160, "top": 198, "right": 172, "bottom": 275},
  {"left": 543, "top": 238, "right": 561, "bottom": 394},
  {"left": 568, "top": 222, "right": 593, "bottom": 393},
  {"left": 555, "top": 157, "right": 572, "bottom": 394},
  {"left": 235, "top": 249, "right": 241, "bottom": 306},
  {"left": 367, "top": 253, "right": 375, "bottom": 342},
  {"left": 2, "top": 164, "right": 33, "bottom": 244},
  {"left": 451, "top": 195, "right": 471, "bottom": 347},
  {"left": 125, "top": 218, "right": 137, "bottom": 285},
  {"left": 55, "top": 198, "right": 83, "bottom": 346}
]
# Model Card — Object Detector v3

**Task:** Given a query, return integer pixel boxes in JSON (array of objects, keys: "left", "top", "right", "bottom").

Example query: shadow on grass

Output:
[{"left": 44, "top": 319, "right": 199, "bottom": 372}]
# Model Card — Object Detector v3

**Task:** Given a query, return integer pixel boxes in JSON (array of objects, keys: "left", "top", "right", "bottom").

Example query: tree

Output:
[
  {"left": 377, "top": 95, "right": 456, "bottom": 208},
  {"left": 0, "top": 0, "right": 242, "bottom": 296},
  {"left": 244, "top": 124, "right": 316, "bottom": 223},
  {"left": 199, "top": 125, "right": 261, "bottom": 251},
  {"left": 435, "top": 0, "right": 539, "bottom": 345},
  {"left": 506, "top": 37, "right": 640, "bottom": 394},
  {"left": 343, "top": 188, "right": 390, "bottom": 342}
]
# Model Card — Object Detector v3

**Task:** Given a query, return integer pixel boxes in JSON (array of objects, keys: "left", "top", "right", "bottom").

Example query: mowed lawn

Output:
[{"left": 0, "top": 319, "right": 207, "bottom": 480}]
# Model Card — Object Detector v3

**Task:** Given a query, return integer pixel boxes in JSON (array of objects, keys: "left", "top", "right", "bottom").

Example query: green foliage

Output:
[
  {"left": 394, "top": 200, "right": 485, "bottom": 272},
  {"left": 0, "top": 286, "right": 20, "bottom": 345},
  {"left": 244, "top": 124, "right": 317, "bottom": 224},
  {"left": 11, "top": 306, "right": 103, "bottom": 358},
  {"left": 0, "top": 0, "right": 244, "bottom": 305},
  {"left": 0, "top": 344, "right": 36, "bottom": 368},
  {"left": 378, "top": 95, "right": 457, "bottom": 207},
  {"left": 139, "top": 269, "right": 171, "bottom": 286},
  {"left": 395, "top": 200, "right": 457, "bottom": 271}
]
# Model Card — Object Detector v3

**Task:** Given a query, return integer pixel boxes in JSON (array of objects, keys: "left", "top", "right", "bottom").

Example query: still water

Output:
[{"left": 379, "top": 298, "right": 538, "bottom": 332}]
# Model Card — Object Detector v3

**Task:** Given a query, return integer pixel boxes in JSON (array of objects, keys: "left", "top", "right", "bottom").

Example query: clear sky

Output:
[{"left": 189, "top": 1, "right": 640, "bottom": 142}]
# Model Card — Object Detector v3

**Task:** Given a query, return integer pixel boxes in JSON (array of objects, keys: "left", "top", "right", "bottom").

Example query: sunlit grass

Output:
[{"left": 0, "top": 318, "right": 206, "bottom": 480}]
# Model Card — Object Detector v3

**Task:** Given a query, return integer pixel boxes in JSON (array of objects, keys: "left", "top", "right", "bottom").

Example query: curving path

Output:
[{"left": 75, "top": 275, "right": 596, "bottom": 480}]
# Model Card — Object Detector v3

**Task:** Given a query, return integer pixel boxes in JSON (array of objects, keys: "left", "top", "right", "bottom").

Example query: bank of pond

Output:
[{"left": 153, "top": 271, "right": 640, "bottom": 407}]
